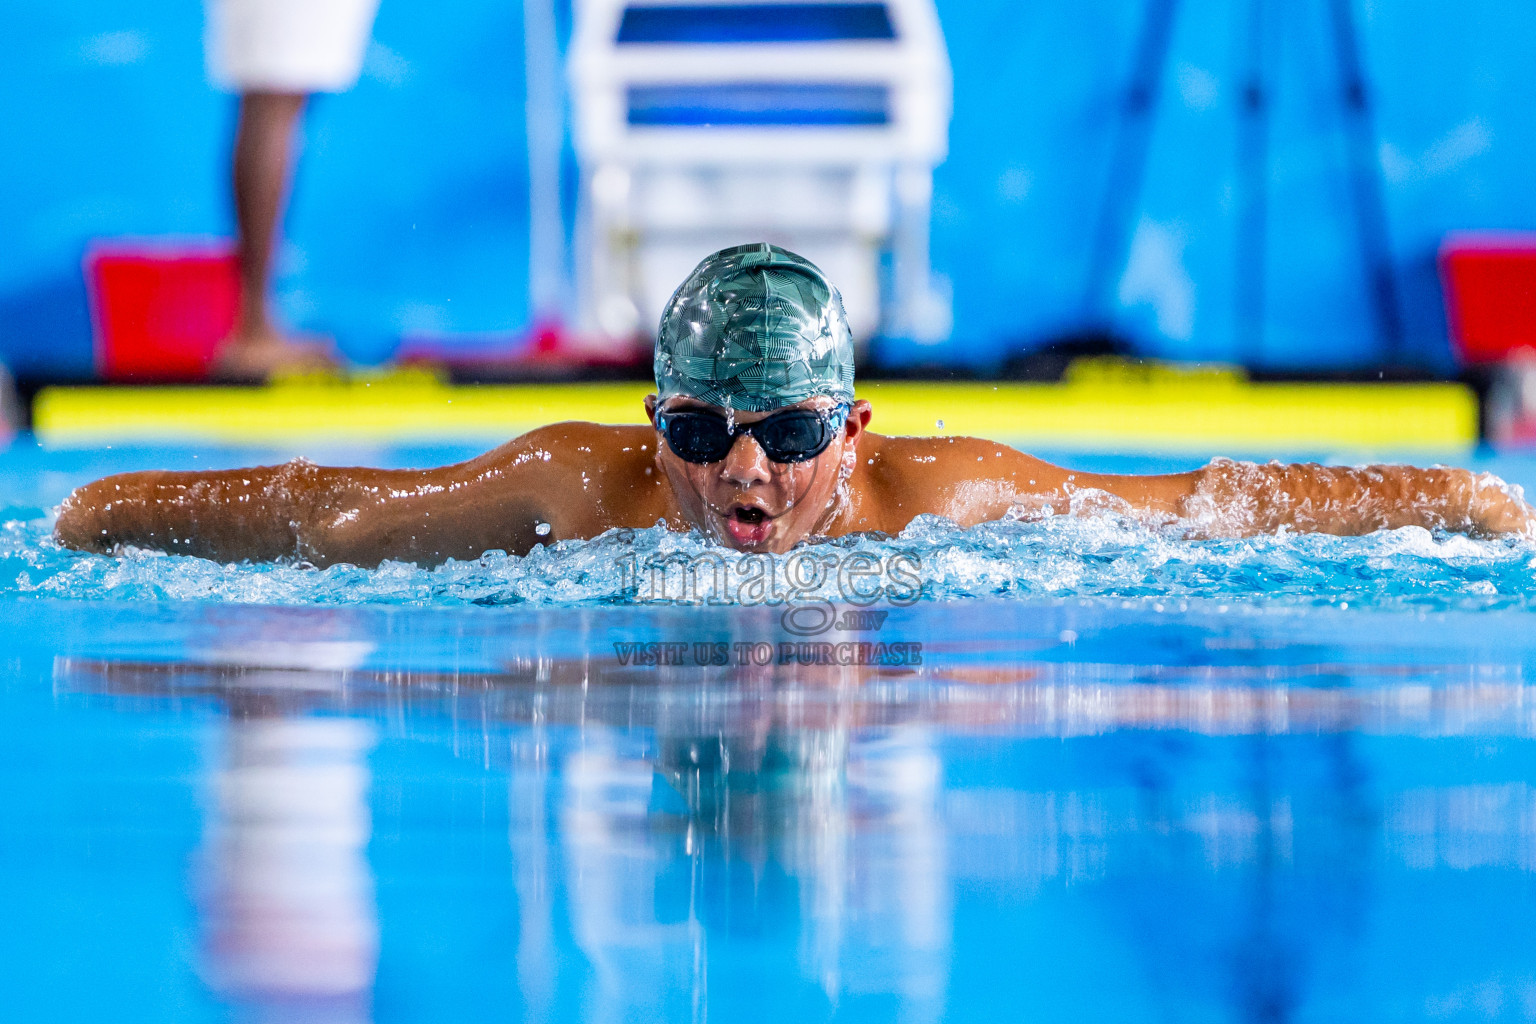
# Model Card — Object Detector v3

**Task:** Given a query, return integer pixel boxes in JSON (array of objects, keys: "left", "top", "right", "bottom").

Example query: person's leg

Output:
[
  {"left": 233, "top": 90, "right": 305, "bottom": 339},
  {"left": 216, "top": 90, "right": 338, "bottom": 380}
]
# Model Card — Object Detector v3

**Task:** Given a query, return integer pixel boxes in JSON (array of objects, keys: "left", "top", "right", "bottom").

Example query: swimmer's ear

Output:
[
  {"left": 644, "top": 394, "right": 658, "bottom": 425},
  {"left": 846, "top": 399, "right": 873, "bottom": 440}
]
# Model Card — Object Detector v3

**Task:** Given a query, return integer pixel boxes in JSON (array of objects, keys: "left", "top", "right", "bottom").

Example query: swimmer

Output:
[{"left": 55, "top": 243, "right": 1535, "bottom": 565}]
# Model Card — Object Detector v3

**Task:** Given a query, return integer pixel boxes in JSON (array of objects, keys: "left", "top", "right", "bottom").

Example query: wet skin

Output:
[{"left": 55, "top": 396, "right": 1536, "bottom": 566}]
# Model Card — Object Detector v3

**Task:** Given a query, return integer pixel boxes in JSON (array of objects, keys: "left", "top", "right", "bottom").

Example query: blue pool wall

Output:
[{"left": 3, "top": 1, "right": 1535, "bottom": 379}]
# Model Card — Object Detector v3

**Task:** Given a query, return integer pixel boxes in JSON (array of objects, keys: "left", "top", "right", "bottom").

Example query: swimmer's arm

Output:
[
  {"left": 54, "top": 461, "right": 324, "bottom": 561},
  {"left": 1176, "top": 459, "right": 1535, "bottom": 537},
  {"left": 54, "top": 431, "right": 577, "bottom": 565},
  {"left": 988, "top": 451, "right": 1534, "bottom": 537},
  {"left": 907, "top": 439, "right": 1186, "bottom": 524}
]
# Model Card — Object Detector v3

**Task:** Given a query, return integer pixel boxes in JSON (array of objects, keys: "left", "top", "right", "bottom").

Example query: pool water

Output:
[{"left": 4, "top": 438, "right": 1536, "bottom": 1022}]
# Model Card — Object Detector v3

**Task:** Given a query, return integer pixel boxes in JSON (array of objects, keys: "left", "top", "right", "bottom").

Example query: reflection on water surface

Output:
[{"left": 41, "top": 619, "right": 1536, "bottom": 1023}]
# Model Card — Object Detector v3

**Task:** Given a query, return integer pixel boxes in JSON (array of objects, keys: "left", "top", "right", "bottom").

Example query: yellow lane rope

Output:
[{"left": 33, "top": 361, "right": 1478, "bottom": 452}]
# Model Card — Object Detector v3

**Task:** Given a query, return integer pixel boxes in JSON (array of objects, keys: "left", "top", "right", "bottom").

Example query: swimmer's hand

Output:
[{"left": 1181, "top": 459, "right": 1536, "bottom": 539}]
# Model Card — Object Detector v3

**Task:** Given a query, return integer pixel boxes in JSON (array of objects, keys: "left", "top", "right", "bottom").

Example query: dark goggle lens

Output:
[
  {"left": 665, "top": 415, "right": 736, "bottom": 463},
  {"left": 754, "top": 411, "right": 832, "bottom": 463},
  {"left": 661, "top": 407, "right": 844, "bottom": 465}
]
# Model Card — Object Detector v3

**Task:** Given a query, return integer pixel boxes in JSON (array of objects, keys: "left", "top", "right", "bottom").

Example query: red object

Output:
[
  {"left": 1440, "top": 232, "right": 1536, "bottom": 364},
  {"left": 85, "top": 242, "right": 240, "bottom": 381}
]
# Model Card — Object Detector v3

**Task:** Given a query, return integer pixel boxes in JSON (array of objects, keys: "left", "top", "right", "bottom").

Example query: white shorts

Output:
[{"left": 206, "top": 0, "right": 381, "bottom": 93}]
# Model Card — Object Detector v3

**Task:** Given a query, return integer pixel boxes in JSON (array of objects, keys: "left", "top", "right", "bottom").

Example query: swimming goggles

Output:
[{"left": 656, "top": 404, "right": 850, "bottom": 464}]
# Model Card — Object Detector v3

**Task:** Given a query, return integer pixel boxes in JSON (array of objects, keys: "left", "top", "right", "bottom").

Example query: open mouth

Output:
[{"left": 721, "top": 504, "right": 774, "bottom": 546}]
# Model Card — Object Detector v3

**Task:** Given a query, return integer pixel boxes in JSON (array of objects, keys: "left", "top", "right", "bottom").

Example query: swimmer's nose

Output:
[{"left": 719, "top": 432, "right": 772, "bottom": 487}]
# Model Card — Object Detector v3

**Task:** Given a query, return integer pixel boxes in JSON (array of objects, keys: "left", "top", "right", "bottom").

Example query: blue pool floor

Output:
[{"left": 3, "top": 437, "right": 1536, "bottom": 1022}]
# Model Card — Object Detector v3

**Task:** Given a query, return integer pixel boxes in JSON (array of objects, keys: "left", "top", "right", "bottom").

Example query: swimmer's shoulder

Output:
[
  {"left": 851, "top": 433, "right": 1070, "bottom": 528},
  {"left": 468, "top": 421, "right": 672, "bottom": 529},
  {"left": 861, "top": 433, "right": 1059, "bottom": 490},
  {"left": 472, "top": 422, "right": 659, "bottom": 472}
]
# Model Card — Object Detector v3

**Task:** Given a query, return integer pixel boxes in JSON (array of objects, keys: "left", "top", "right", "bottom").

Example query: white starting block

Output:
[{"left": 569, "top": 0, "right": 952, "bottom": 352}]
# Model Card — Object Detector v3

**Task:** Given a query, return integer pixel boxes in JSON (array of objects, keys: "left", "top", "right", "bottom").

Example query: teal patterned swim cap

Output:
[{"left": 655, "top": 243, "right": 855, "bottom": 412}]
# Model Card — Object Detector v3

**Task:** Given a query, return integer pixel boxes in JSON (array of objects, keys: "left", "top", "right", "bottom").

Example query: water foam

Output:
[{"left": 4, "top": 508, "right": 1535, "bottom": 611}]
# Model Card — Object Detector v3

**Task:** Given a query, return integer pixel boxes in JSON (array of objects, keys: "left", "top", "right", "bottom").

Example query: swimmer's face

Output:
[{"left": 646, "top": 394, "right": 873, "bottom": 553}]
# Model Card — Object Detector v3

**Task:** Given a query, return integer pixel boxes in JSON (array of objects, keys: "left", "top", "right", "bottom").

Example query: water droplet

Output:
[
  {"left": 535, "top": 522, "right": 551, "bottom": 536},
  {"left": 936, "top": 419, "right": 945, "bottom": 429}
]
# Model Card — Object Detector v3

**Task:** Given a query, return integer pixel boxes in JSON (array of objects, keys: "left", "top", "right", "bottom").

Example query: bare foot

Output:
[{"left": 210, "top": 328, "right": 341, "bottom": 383}]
